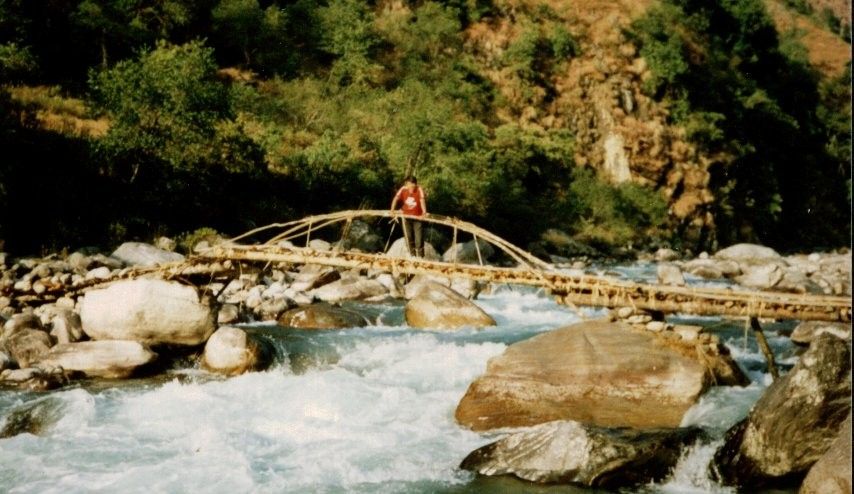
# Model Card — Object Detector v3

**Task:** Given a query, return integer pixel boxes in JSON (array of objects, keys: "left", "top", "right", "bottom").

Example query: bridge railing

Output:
[{"left": 225, "top": 209, "right": 554, "bottom": 272}]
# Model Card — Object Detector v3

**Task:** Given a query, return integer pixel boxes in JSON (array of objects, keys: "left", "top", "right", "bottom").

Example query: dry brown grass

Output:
[
  {"left": 764, "top": 0, "right": 851, "bottom": 77},
  {"left": 6, "top": 85, "right": 109, "bottom": 138}
]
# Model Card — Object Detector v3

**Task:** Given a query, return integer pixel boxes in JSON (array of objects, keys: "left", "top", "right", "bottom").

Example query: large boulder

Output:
[
  {"left": 3, "top": 329, "right": 53, "bottom": 368},
  {"left": 683, "top": 259, "right": 726, "bottom": 279},
  {"left": 0, "top": 367, "right": 67, "bottom": 391},
  {"left": 404, "top": 274, "right": 480, "bottom": 300},
  {"left": 442, "top": 239, "right": 495, "bottom": 264},
  {"left": 201, "top": 326, "right": 274, "bottom": 376},
  {"left": 405, "top": 281, "right": 495, "bottom": 329},
  {"left": 2, "top": 313, "right": 44, "bottom": 339},
  {"left": 340, "top": 220, "right": 383, "bottom": 252},
  {"left": 735, "top": 263, "right": 785, "bottom": 290},
  {"left": 714, "top": 334, "right": 851, "bottom": 488},
  {"left": 456, "top": 320, "right": 720, "bottom": 431},
  {"left": 386, "top": 238, "right": 440, "bottom": 260},
  {"left": 35, "top": 340, "right": 157, "bottom": 378},
  {"left": 308, "top": 277, "right": 388, "bottom": 303},
  {"left": 800, "top": 413, "right": 852, "bottom": 494},
  {"left": 79, "top": 279, "right": 216, "bottom": 346},
  {"left": 460, "top": 420, "right": 702, "bottom": 488},
  {"left": 1, "top": 394, "right": 72, "bottom": 438},
  {"left": 110, "top": 242, "right": 185, "bottom": 267},
  {"left": 278, "top": 304, "right": 369, "bottom": 329},
  {"left": 714, "top": 243, "right": 783, "bottom": 263},
  {"left": 656, "top": 263, "right": 685, "bottom": 286},
  {"left": 791, "top": 321, "right": 851, "bottom": 345}
]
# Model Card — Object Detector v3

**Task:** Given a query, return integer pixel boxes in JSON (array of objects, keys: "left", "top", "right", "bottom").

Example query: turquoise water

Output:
[{"left": 0, "top": 274, "right": 796, "bottom": 493}]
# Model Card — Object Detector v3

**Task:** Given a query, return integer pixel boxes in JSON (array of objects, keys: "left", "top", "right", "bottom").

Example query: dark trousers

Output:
[{"left": 402, "top": 217, "right": 424, "bottom": 257}]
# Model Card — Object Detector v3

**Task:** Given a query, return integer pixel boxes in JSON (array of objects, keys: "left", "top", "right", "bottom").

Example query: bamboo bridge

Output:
[{"left": 181, "top": 210, "right": 849, "bottom": 323}]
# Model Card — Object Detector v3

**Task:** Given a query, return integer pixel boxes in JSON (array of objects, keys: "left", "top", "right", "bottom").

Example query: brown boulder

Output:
[
  {"left": 4, "top": 329, "right": 53, "bottom": 368},
  {"left": 714, "top": 334, "right": 851, "bottom": 488},
  {"left": 278, "top": 304, "right": 369, "bottom": 329},
  {"left": 791, "top": 321, "right": 851, "bottom": 345},
  {"left": 460, "top": 420, "right": 702, "bottom": 488},
  {"left": 456, "top": 320, "right": 720, "bottom": 431},
  {"left": 405, "top": 281, "right": 495, "bottom": 330},
  {"left": 800, "top": 413, "right": 852, "bottom": 494},
  {"left": 36, "top": 340, "right": 157, "bottom": 379},
  {"left": 201, "top": 326, "right": 274, "bottom": 376}
]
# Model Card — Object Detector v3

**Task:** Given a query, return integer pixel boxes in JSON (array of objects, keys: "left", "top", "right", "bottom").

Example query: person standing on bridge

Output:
[{"left": 390, "top": 176, "right": 427, "bottom": 257}]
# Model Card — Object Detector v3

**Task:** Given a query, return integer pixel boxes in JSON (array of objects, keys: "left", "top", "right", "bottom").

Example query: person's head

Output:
[{"left": 402, "top": 175, "right": 417, "bottom": 188}]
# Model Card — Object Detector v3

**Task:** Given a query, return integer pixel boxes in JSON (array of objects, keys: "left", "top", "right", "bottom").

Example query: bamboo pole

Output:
[
  {"left": 28, "top": 210, "right": 850, "bottom": 324},
  {"left": 750, "top": 317, "right": 780, "bottom": 380},
  {"left": 201, "top": 244, "right": 851, "bottom": 322}
]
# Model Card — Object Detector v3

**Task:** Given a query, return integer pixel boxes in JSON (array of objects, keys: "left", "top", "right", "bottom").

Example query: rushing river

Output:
[{"left": 0, "top": 263, "right": 799, "bottom": 493}]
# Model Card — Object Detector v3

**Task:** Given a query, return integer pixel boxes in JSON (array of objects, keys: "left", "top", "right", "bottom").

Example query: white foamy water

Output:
[{"left": 0, "top": 271, "right": 792, "bottom": 493}]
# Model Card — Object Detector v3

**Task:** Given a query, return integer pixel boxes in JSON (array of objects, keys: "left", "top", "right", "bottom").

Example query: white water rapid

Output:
[{"left": 1, "top": 265, "right": 797, "bottom": 493}]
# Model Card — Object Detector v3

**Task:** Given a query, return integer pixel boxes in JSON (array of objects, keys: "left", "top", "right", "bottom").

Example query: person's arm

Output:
[{"left": 419, "top": 187, "right": 427, "bottom": 215}]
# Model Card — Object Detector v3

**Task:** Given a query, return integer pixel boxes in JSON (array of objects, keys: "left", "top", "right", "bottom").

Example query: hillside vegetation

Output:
[{"left": 0, "top": 0, "right": 850, "bottom": 255}]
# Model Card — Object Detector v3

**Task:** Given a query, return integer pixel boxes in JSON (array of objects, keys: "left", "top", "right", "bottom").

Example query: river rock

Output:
[
  {"left": 460, "top": 420, "right": 702, "bottom": 488},
  {"left": 110, "top": 242, "right": 185, "bottom": 267},
  {"left": 340, "top": 220, "right": 383, "bottom": 252},
  {"left": 654, "top": 248, "right": 680, "bottom": 262},
  {"left": 791, "top": 321, "right": 851, "bottom": 345},
  {"left": 278, "top": 304, "right": 369, "bottom": 329},
  {"left": 218, "top": 304, "right": 240, "bottom": 325},
  {"left": 307, "top": 239, "right": 332, "bottom": 251},
  {"left": 155, "top": 236, "right": 177, "bottom": 252},
  {"left": 48, "top": 310, "right": 84, "bottom": 344},
  {"left": 66, "top": 252, "right": 92, "bottom": 271},
  {"left": 79, "top": 279, "right": 216, "bottom": 346},
  {"left": 1, "top": 394, "right": 72, "bottom": 437},
  {"left": 456, "top": 320, "right": 717, "bottom": 431},
  {"left": 714, "top": 334, "right": 852, "bottom": 488},
  {"left": 3, "top": 329, "right": 53, "bottom": 368},
  {"left": 442, "top": 239, "right": 495, "bottom": 264},
  {"left": 84, "top": 266, "right": 112, "bottom": 281},
  {"left": 735, "top": 263, "right": 784, "bottom": 289},
  {"left": 36, "top": 340, "right": 157, "bottom": 378},
  {"left": 373, "top": 273, "right": 403, "bottom": 298},
  {"left": 201, "top": 326, "right": 274, "bottom": 375},
  {"left": 800, "top": 413, "right": 852, "bottom": 494},
  {"left": 657, "top": 263, "right": 685, "bottom": 286},
  {"left": 0, "top": 367, "right": 68, "bottom": 391},
  {"left": 0, "top": 350, "right": 13, "bottom": 372},
  {"left": 290, "top": 265, "right": 341, "bottom": 292},
  {"left": 308, "top": 277, "right": 388, "bottom": 303},
  {"left": 88, "top": 253, "right": 124, "bottom": 270},
  {"left": 2, "top": 313, "right": 44, "bottom": 339},
  {"left": 404, "top": 275, "right": 480, "bottom": 300},
  {"left": 386, "top": 238, "right": 441, "bottom": 260},
  {"left": 715, "top": 243, "right": 783, "bottom": 263},
  {"left": 255, "top": 297, "right": 293, "bottom": 321},
  {"left": 405, "top": 281, "right": 495, "bottom": 329}
]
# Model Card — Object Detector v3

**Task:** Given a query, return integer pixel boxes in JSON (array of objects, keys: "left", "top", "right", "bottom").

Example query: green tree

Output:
[
  {"left": 211, "top": 0, "right": 264, "bottom": 66},
  {"left": 89, "top": 40, "right": 259, "bottom": 174},
  {"left": 317, "top": 0, "right": 381, "bottom": 85},
  {"left": 72, "top": 0, "right": 191, "bottom": 68}
]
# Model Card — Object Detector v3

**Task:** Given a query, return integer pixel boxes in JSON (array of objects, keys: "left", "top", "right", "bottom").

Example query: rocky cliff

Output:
[{"left": 464, "top": 0, "right": 850, "bottom": 248}]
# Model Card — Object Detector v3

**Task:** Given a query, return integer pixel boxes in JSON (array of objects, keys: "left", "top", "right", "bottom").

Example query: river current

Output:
[{"left": 0, "top": 263, "right": 798, "bottom": 493}]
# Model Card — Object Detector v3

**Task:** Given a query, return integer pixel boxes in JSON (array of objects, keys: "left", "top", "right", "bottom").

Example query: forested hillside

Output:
[{"left": 1, "top": 0, "right": 850, "bottom": 255}]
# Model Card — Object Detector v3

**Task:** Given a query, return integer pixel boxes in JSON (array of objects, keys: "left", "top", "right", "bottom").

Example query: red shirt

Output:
[{"left": 396, "top": 186, "right": 425, "bottom": 216}]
